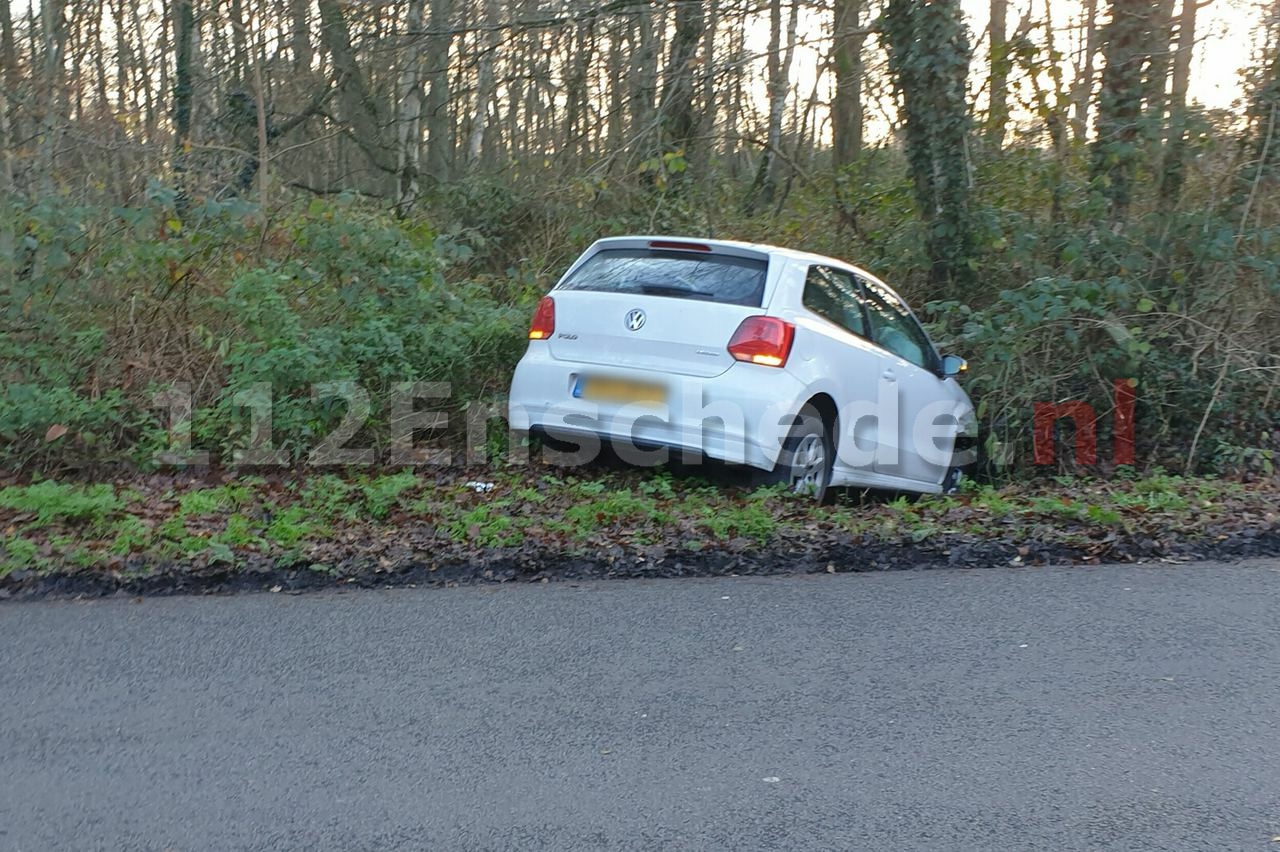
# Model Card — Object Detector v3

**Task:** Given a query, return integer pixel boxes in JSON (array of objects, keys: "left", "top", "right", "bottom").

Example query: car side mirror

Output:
[{"left": 941, "top": 354, "right": 968, "bottom": 378}]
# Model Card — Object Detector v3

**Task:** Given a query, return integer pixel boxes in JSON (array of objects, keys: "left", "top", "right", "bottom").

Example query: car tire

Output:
[{"left": 762, "top": 406, "right": 834, "bottom": 504}]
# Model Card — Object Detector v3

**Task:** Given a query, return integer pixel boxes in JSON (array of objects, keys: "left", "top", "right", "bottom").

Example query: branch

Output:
[
  {"left": 739, "top": 134, "right": 814, "bottom": 185},
  {"left": 270, "top": 79, "right": 339, "bottom": 140}
]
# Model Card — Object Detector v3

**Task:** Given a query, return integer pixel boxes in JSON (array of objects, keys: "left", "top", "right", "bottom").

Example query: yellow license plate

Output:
[{"left": 574, "top": 376, "right": 666, "bottom": 405}]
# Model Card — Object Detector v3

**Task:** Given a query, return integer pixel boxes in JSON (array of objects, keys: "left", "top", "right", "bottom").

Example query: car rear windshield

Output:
[{"left": 557, "top": 249, "right": 768, "bottom": 307}]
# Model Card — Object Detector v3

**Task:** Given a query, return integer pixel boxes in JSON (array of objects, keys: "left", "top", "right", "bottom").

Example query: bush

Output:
[{"left": 0, "top": 194, "right": 533, "bottom": 469}]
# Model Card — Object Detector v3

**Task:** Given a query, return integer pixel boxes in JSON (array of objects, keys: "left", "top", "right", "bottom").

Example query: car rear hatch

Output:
[{"left": 547, "top": 240, "right": 772, "bottom": 379}]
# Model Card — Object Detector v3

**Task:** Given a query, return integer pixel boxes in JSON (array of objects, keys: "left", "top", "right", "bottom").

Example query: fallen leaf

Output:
[{"left": 44, "top": 424, "right": 68, "bottom": 442}]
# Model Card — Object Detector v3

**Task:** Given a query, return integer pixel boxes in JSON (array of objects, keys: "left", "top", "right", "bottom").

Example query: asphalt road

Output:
[{"left": 3, "top": 560, "right": 1279, "bottom": 851}]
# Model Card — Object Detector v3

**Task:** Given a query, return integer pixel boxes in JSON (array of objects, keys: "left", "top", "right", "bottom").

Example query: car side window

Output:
[
  {"left": 802, "top": 266, "right": 867, "bottom": 338},
  {"left": 859, "top": 277, "right": 938, "bottom": 372}
]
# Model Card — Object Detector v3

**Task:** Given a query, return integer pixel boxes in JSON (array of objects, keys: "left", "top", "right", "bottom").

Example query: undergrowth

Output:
[{"left": 0, "top": 468, "right": 1273, "bottom": 579}]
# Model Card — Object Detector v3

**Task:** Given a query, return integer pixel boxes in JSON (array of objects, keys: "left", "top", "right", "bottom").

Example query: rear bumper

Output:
[{"left": 508, "top": 345, "right": 809, "bottom": 471}]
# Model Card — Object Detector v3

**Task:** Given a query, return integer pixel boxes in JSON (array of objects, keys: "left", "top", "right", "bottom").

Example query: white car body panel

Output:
[{"left": 508, "top": 236, "right": 976, "bottom": 494}]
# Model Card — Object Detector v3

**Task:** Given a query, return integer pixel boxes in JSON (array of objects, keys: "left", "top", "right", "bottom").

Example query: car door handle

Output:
[{"left": 881, "top": 371, "right": 896, "bottom": 382}]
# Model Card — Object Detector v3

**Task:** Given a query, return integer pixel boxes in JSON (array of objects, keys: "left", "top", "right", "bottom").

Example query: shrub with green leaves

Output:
[{"left": 0, "top": 194, "right": 533, "bottom": 469}]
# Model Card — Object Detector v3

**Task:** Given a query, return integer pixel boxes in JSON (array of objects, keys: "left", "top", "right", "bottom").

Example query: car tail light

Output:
[
  {"left": 727, "top": 316, "right": 795, "bottom": 367},
  {"left": 528, "top": 296, "right": 555, "bottom": 340}
]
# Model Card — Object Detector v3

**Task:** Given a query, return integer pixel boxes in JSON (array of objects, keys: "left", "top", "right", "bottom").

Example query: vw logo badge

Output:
[{"left": 625, "top": 308, "right": 646, "bottom": 332}]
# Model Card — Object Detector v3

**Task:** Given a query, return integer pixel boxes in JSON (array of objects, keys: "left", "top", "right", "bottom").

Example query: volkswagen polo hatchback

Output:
[{"left": 508, "top": 236, "right": 975, "bottom": 500}]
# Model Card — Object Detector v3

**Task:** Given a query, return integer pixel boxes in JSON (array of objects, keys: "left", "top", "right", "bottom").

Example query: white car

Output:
[{"left": 508, "top": 236, "right": 976, "bottom": 500}]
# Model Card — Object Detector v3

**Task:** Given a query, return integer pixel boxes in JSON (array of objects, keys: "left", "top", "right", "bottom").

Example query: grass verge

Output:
[{"left": 0, "top": 467, "right": 1277, "bottom": 598}]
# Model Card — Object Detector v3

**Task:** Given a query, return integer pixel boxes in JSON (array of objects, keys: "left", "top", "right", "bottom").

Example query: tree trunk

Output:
[
  {"left": 1070, "top": 0, "right": 1098, "bottom": 141},
  {"left": 563, "top": 16, "right": 594, "bottom": 161},
  {"left": 291, "top": 0, "right": 310, "bottom": 69},
  {"left": 397, "top": 0, "right": 425, "bottom": 212},
  {"left": 67, "top": 0, "right": 83, "bottom": 121},
  {"left": 659, "top": 0, "right": 703, "bottom": 164},
  {"left": 0, "top": 0, "right": 14, "bottom": 179},
  {"left": 986, "top": 0, "right": 1009, "bottom": 150},
  {"left": 1144, "top": 0, "right": 1175, "bottom": 121},
  {"left": 504, "top": 22, "right": 524, "bottom": 165},
  {"left": 173, "top": 0, "right": 195, "bottom": 170},
  {"left": 881, "top": 0, "right": 976, "bottom": 290},
  {"left": 606, "top": 17, "right": 626, "bottom": 155},
  {"left": 423, "top": 0, "right": 452, "bottom": 184},
  {"left": 466, "top": 0, "right": 498, "bottom": 165},
  {"left": 111, "top": 0, "right": 128, "bottom": 122},
  {"left": 832, "top": 0, "right": 864, "bottom": 169},
  {"left": 318, "top": 0, "right": 394, "bottom": 178},
  {"left": 0, "top": 0, "right": 11, "bottom": 193},
  {"left": 700, "top": 0, "right": 719, "bottom": 159},
  {"left": 39, "top": 0, "right": 66, "bottom": 193},
  {"left": 1033, "top": 0, "right": 1070, "bottom": 224},
  {"left": 1236, "top": 2, "right": 1280, "bottom": 227},
  {"left": 1092, "top": 0, "right": 1152, "bottom": 222},
  {"left": 92, "top": 1, "right": 110, "bottom": 117},
  {"left": 250, "top": 23, "right": 269, "bottom": 207},
  {"left": 1159, "top": 0, "right": 1198, "bottom": 206},
  {"left": 230, "top": 0, "right": 247, "bottom": 83},
  {"left": 0, "top": 74, "right": 12, "bottom": 194},
  {"left": 1037, "top": 0, "right": 1070, "bottom": 158},
  {"left": 132, "top": 0, "right": 157, "bottom": 137},
  {"left": 0, "top": 0, "right": 14, "bottom": 93},
  {"left": 628, "top": 7, "right": 657, "bottom": 155},
  {"left": 725, "top": 10, "right": 744, "bottom": 171},
  {"left": 747, "top": 0, "right": 797, "bottom": 211}
]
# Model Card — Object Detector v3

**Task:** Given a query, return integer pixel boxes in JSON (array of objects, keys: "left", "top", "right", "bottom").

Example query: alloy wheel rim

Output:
[{"left": 791, "top": 433, "right": 827, "bottom": 495}]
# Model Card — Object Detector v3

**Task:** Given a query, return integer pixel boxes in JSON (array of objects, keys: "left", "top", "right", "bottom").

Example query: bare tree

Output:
[
  {"left": 318, "top": 0, "right": 393, "bottom": 182},
  {"left": 1071, "top": 0, "right": 1099, "bottom": 140},
  {"left": 172, "top": 0, "right": 196, "bottom": 193},
  {"left": 39, "top": 0, "right": 67, "bottom": 192},
  {"left": 397, "top": 0, "right": 426, "bottom": 212},
  {"left": 628, "top": 5, "right": 658, "bottom": 155},
  {"left": 423, "top": 0, "right": 453, "bottom": 183},
  {"left": 659, "top": 0, "right": 704, "bottom": 166},
  {"left": 291, "top": 0, "right": 311, "bottom": 69},
  {"left": 466, "top": 0, "right": 498, "bottom": 165},
  {"left": 0, "top": 0, "right": 14, "bottom": 95},
  {"left": 832, "top": 0, "right": 865, "bottom": 169},
  {"left": 986, "top": 0, "right": 1009, "bottom": 150},
  {"left": 1159, "top": 0, "right": 1199, "bottom": 206},
  {"left": 0, "top": 0, "right": 14, "bottom": 193},
  {"left": 1093, "top": 0, "right": 1155, "bottom": 222},
  {"left": 748, "top": 0, "right": 799, "bottom": 211},
  {"left": 882, "top": 0, "right": 977, "bottom": 289}
]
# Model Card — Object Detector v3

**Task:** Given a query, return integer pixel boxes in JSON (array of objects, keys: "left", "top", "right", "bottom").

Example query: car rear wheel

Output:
[
  {"left": 941, "top": 464, "right": 964, "bottom": 494},
  {"left": 762, "top": 407, "right": 834, "bottom": 504}
]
